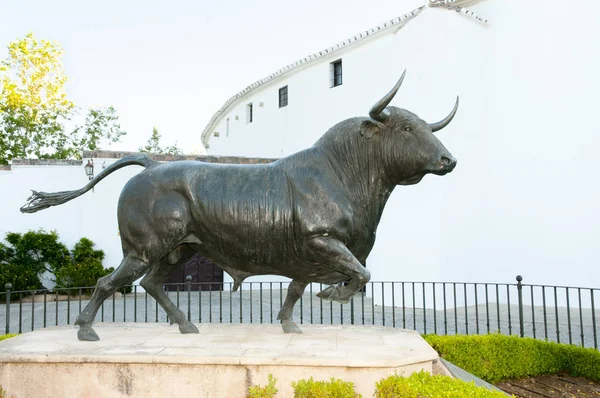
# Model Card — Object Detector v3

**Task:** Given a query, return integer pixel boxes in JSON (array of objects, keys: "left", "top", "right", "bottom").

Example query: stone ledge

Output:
[
  {"left": 11, "top": 159, "right": 83, "bottom": 166},
  {"left": 83, "top": 150, "right": 277, "bottom": 164},
  {"left": 0, "top": 323, "right": 437, "bottom": 368},
  {"left": 7, "top": 151, "right": 278, "bottom": 168}
]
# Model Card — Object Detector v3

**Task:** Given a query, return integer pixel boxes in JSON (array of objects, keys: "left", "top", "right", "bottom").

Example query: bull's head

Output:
[{"left": 361, "top": 70, "right": 458, "bottom": 185}]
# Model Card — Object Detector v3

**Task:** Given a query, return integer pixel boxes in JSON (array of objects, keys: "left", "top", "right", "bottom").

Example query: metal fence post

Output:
[
  {"left": 516, "top": 275, "right": 524, "bottom": 338},
  {"left": 5, "top": 283, "right": 12, "bottom": 335},
  {"left": 186, "top": 276, "right": 192, "bottom": 321}
]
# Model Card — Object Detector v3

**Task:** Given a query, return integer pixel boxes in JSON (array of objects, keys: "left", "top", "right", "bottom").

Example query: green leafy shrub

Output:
[
  {"left": 292, "top": 377, "right": 361, "bottom": 398},
  {"left": 54, "top": 239, "right": 132, "bottom": 294},
  {"left": 424, "top": 334, "right": 600, "bottom": 384},
  {"left": 0, "top": 334, "right": 17, "bottom": 342},
  {"left": 54, "top": 238, "right": 106, "bottom": 290},
  {"left": 0, "top": 230, "right": 70, "bottom": 299},
  {"left": 0, "top": 230, "right": 123, "bottom": 297},
  {"left": 248, "top": 374, "right": 278, "bottom": 398},
  {"left": 375, "top": 371, "right": 509, "bottom": 397}
]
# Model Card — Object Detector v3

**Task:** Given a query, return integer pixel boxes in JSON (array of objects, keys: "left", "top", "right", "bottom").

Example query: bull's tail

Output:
[{"left": 20, "top": 155, "right": 157, "bottom": 214}]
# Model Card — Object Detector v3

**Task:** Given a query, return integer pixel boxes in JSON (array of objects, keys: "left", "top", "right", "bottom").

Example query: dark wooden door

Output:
[{"left": 165, "top": 254, "right": 223, "bottom": 291}]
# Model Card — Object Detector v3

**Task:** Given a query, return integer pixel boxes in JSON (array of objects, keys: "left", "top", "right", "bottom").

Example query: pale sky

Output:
[{"left": 0, "top": 0, "right": 425, "bottom": 154}]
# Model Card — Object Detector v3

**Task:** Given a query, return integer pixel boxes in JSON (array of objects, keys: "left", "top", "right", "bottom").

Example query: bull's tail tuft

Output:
[
  {"left": 20, "top": 155, "right": 157, "bottom": 214},
  {"left": 21, "top": 189, "right": 82, "bottom": 213}
]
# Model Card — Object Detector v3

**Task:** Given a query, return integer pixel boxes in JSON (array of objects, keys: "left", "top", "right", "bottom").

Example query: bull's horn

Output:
[
  {"left": 429, "top": 96, "right": 459, "bottom": 132},
  {"left": 369, "top": 69, "right": 406, "bottom": 122}
]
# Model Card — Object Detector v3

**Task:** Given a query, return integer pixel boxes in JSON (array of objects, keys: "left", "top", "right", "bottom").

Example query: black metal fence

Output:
[{"left": 2, "top": 276, "right": 598, "bottom": 349}]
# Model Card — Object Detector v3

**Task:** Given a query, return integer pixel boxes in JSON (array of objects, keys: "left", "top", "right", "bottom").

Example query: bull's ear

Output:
[{"left": 360, "top": 120, "right": 385, "bottom": 139}]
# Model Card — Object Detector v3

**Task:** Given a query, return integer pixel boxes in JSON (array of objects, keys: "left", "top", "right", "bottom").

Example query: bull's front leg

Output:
[
  {"left": 306, "top": 237, "right": 370, "bottom": 304},
  {"left": 277, "top": 280, "right": 308, "bottom": 333}
]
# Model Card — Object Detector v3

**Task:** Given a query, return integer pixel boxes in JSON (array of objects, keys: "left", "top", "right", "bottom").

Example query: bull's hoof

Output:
[
  {"left": 317, "top": 285, "right": 351, "bottom": 304},
  {"left": 78, "top": 326, "right": 100, "bottom": 341},
  {"left": 178, "top": 321, "right": 199, "bottom": 334},
  {"left": 281, "top": 320, "right": 302, "bottom": 334},
  {"left": 316, "top": 285, "right": 337, "bottom": 300}
]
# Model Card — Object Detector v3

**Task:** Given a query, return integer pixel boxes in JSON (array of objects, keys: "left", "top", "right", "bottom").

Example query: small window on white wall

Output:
[
  {"left": 246, "top": 103, "right": 253, "bottom": 123},
  {"left": 330, "top": 59, "right": 343, "bottom": 88},
  {"left": 279, "top": 86, "right": 288, "bottom": 108},
  {"left": 226, "top": 118, "right": 230, "bottom": 137}
]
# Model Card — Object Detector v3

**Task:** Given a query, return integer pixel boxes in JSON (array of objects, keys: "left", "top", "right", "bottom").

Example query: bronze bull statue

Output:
[{"left": 21, "top": 70, "right": 459, "bottom": 341}]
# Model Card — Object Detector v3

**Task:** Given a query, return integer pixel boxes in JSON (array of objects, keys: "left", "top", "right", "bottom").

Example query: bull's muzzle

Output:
[{"left": 433, "top": 155, "right": 457, "bottom": 175}]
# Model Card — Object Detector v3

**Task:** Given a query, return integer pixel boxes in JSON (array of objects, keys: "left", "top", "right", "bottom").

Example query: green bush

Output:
[
  {"left": 248, "top": 374, "right": 278, "bottom": 398},
  {"left": 292, "top": 377, "right": 361, "bottom": 398},
  {"left": 54, "top": 237, "right": 107, "bottom": 291},
  {"left": 0, "top": 334, "right": 17, "bottom": 342},
  {"left": 375, "top": 371, "right": 509, "bottom": 397},
  {"left": 54, "top": 238, "right": 132, "bottom": 294},
  {"left": 557, "top": 343, "right": 600, "bottom": 381},
  {"left": 424, "top": 334, "right": 600, "bottom": 384}
]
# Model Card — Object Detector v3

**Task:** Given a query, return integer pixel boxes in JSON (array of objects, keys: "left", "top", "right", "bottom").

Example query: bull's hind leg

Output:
[
  {"left": 75, "top": 255, "right": 150, "bottom": 341},
  {"left": 140, "top": 263, "right": 199, "bottom": 334},
  {"left": 277, "top": 280, "right": 308, "bottom": 333},
  {"left": 306, "top": 237, "right": 370, "bottom": 304}
]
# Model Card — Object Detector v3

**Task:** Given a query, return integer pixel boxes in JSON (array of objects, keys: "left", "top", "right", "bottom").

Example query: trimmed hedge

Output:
[
  {"left": 291, "top": 377, "right": 361, "bottom": 398},
  {"left": 424, "top": 334, "right": 600, "bottom": 384},
  {"left": 375, "top": 371, "right": 508, "bottom": 398}
]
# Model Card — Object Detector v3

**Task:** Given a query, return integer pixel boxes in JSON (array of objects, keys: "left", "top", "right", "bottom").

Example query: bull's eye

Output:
[{"left": 403, "top": 125, "right": 412, "bottom": 133}]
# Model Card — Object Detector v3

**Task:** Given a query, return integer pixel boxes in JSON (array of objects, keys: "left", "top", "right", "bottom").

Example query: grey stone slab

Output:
[{"left": 440, "top": 358, "right": 508, "bottom": 394}]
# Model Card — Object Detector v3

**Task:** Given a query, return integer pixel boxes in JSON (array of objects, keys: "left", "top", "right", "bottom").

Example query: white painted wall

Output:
[
  {"left": 207, "top": 0, "right": 600, "bottom": 295},
  {"left": 0, "top": 159, "right": 143, "bottom": 287}
]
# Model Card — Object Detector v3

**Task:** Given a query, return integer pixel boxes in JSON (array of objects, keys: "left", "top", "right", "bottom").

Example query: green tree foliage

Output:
[
  {"left": 0, "top": 33, "right": 126, "bottom": 165},
  {"left": 139, "top": 126, "right": 183, "bottom": 155},
  {"left": 0, "top": 33, "right": 74, "bottom": 163},
  {"left": 0, "top": 230, "right": 70, "bottom": 294},
  {"left": 56, "top": 106, "right": 127, "bottom": 159},
  {"left": 0, "top": 230, "right": 121, "bottom": 297}
]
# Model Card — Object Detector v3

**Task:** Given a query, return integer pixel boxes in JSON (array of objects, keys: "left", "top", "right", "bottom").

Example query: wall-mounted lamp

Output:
[{"left": 84, "top": 159, "right": 94, "bottom": 180}]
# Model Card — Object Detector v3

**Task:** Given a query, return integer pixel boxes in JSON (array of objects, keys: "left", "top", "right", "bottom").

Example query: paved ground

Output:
[{"left": 2, "top": 288, "right": 599, "bottom": 348}]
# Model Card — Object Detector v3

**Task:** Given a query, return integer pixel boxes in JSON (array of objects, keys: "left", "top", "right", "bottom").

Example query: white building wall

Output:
[
  {"left": 206, "top": 0, "right": 600, "bottom": 294},
  {"left": 0, "top": 159, "right": 143, "bottom": 287}
]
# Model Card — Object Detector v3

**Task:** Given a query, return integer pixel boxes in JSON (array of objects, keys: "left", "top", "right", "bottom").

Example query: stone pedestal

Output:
[{"left": 0, "top": 323, "right": 437, "bottom": 397}]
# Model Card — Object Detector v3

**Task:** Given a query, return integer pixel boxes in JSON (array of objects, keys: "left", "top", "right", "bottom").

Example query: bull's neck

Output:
[{"left": 319, "top": 134, "right": 395, "bottom": 228}]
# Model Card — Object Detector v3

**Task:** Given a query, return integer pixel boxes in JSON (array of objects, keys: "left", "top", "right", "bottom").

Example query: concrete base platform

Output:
[{"left": 0, "top": 323, "right": 438, "bottom": 397}]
